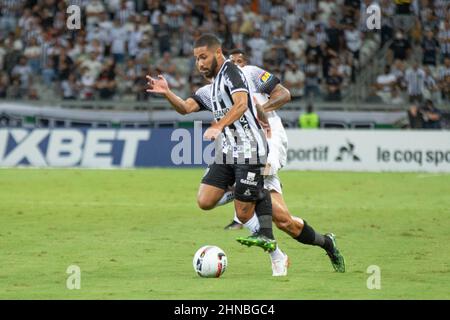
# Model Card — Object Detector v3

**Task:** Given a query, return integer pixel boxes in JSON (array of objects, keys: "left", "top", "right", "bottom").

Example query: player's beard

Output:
[{"left": 202, "top": 56, "right": 218, "bottom": 79}]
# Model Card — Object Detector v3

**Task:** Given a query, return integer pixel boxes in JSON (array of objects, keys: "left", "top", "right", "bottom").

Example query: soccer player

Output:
[
  {"left": 147, "top": 34, "right": 281, "bottom": 268},
  {"left": 213, "top": 49, "right": 345, "bottom": 273}
]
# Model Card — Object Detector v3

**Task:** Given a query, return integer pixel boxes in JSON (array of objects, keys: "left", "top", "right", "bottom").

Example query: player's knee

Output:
[{"left": 197, "top": 195, "right": 216, "bottom": 211}]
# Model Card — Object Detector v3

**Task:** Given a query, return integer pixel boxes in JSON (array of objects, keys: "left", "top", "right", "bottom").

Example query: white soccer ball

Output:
[{"left": 193, "top": 245, "right": 228, "bottom": 278}]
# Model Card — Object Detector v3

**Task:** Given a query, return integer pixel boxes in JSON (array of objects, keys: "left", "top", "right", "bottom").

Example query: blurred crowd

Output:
[
  {"left": 0, "top": 0, "right": 374, "bottom": 102},
  {"left": 0, "top": 0, "right": 448, "bottom": 106},
  {"left": 372, "top": 0, "right": 449, "bottom": 106}
]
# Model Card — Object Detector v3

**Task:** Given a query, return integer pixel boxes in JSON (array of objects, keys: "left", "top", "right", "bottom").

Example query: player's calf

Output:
[
  {"left": 271, "top": 191, "right": 303, "bottom": 237},
  {"left": 234, "top": 200, "right": 255, "bottom": 224}
]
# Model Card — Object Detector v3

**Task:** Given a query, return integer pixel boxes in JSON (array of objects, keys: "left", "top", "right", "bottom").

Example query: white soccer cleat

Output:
[{"left": 271, "top": 253, "right": 289, "bottom": 277}]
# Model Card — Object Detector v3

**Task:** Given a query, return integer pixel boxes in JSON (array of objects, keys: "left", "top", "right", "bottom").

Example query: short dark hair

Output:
[
  {"left": 229, "top": 48, "right": 247, "bottom": 57},
  {"left": 194, "top": 34, "right": 222, "bottom": 49}
]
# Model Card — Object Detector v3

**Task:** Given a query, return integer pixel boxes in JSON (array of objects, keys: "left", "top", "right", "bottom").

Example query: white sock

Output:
[
  {"left": 239, "top": 213, "right": 284, "bottom": 260},
  {"left": 215, "top": 191, "right": 235, "bottom": 207},
  {"left": 241, "top": 213, "right": 260, "bottom": 234},
  {"left": 233, "top": 211, "right": 240, "bottom": 224},
  {"left": 270, "top": 246, "right": 285, "bottom": 261}
]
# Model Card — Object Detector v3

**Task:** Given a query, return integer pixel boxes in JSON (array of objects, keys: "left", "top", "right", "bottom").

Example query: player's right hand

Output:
[
  {"left": 253, "top": 97, "right": 271, "bottom": 139},
  {"left": 146, "top": 75, "right": 169, "bottom": 94}
]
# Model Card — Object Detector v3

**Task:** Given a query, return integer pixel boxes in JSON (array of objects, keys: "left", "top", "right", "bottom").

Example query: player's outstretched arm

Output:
[
  {"left": 204, "top": 91, "right": 248, "bottom": 140},
  {"left": 146, "top": 75, "right": 200, "bottom": 115},
  {"left": 263, "top": 83, "right": 291, "bottom": 112}
]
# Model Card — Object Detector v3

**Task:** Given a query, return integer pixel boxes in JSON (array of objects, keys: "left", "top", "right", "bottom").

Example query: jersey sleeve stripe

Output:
[{"left": 229, "top": 88, "right": 249, "bottom": 95}]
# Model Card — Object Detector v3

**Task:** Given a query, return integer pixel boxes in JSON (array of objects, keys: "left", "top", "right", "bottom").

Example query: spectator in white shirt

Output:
[
  {"left": 81, "top": 51, "right": 102, "bottom": 80},
  {"left": 119, "top": 58, "right": 138, "bottom": 95},
  {"left": 318, "top": 0, "right": 336, "bottom": 24},
  {"left": 391, "top": 59, "right": 406, "bottom": 89},
  {"left": 11, "top": 56, "right": 32, "bottom": 90},
  {"left": 344, "top": 23, "right": 363, "bottom": 61},
  {"left": 61, "top": 74, "right": 79, "bottom": 100},
  {"left": 247, "top": 29, "right": 268, "bottom": 67},
  {"left": 224, "top": 0, "right": 243, "bottom": 23},
  {"left": 86, "top": 39, "right": 105, "bottom": 60},
  {"left": 405, "top": 62, "right": 426, "bottom": 103},
  {"left": 256, "top": 14, "right": 275, "bottom": 40},
  {"left": 270, "top": 0, "right": 288, "bottom": 20},
  {"left": 98, "top": 12, "right": 113, "bottom": 31},
  {"left": 85, "top": 0, "right": 106, "bottom": 27},
  {"left": 338, "top": 53, "right": 353, "bottom": 85},
  {"left": 79, "top": 66, "right": 96, "bottom": 100},
  {"left": 87, "top": 23, "right": 109, "bottom": 47},
  {"left": 110, "top": 18, "right": 128, "bottom": 64},
  {"left": 284, "top": 6, "right": 298, "bottom": 36},
  {"left": 128, "top": 21, "right": 143, "bottom": 59},
  {"left": 314, "top": 24, "right": 328, "bottom": 47},
  {"left": 287, "top": 29, "right": 307, "bottom": 61},
  {"left": 375, "top": 65, "right": 397, "bottom": 103},
  {"left": 423, "top": 66, "right": 440, "bottom": 103},
  {"left": 23, "top": 37, "right": 42, "bottom": 74},
  {"left": 284, "top": 63, "right": 305, "bottom": 99}
]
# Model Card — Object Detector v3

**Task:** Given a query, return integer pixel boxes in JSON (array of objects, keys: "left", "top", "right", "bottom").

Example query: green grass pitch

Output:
[{"left": 0, "top": 168, "right": 449, "bottom": 299}]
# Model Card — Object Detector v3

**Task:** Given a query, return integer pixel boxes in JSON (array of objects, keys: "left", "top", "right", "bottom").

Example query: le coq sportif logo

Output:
[{"left": 335, "top": 140, "right": 361, "bottom": 162}]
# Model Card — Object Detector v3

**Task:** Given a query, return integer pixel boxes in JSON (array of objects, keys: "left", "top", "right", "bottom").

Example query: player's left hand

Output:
[
  {"left": 146, "top": 75, "right": 169, "bottom": 95},
  {"left": 259, "top": 118, "right": 272, "bottom": 139},
  {"left": 203, "top": 123, "right": 222, "bottom": 141}
]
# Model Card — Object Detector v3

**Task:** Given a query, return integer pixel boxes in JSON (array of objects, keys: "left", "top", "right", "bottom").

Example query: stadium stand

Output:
[{"left": 0, "top": 0, "right": 448, "bottom": 129}]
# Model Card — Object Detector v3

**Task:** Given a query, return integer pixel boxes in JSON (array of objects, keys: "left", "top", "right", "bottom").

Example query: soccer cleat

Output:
[
  {"left": 236, "top": 233, "right": 277, "bottom": 252},
  {"left": 325, "top": 233, "right": 346, "bottom": 273},
  {"left": 271, "top": 253, "right": 290, "bottom": 277},
  {"left": 224, "top": 220, "right": 243, "bottom": 230}
]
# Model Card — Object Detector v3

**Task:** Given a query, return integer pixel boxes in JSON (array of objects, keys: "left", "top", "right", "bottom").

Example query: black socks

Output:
[
  {"left": 254, "top": 189, "right": 274, "bottom": 239},
  {"left": 295, "top": 220, "right": 333, "bottom": 252}
]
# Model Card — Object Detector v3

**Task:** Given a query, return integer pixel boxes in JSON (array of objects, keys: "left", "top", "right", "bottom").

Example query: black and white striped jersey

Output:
[
  {"left": 191, "top": 60, "right": 267, "bottom": 164},
  {"left": 191, "top": 65, "right": 280, "bottom": 110}
]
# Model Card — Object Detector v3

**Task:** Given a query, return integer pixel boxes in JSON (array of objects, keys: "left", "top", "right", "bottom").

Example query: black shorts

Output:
[{"left": 201, "top": 163, "right": 264, "bottom": 202}]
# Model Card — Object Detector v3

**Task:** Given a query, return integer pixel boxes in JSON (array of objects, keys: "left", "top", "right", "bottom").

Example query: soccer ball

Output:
[{"left": 193, "top": 245, "right": 228, "bottom": 278}]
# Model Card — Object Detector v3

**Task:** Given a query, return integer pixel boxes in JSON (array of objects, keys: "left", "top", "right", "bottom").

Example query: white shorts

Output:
[
  {"left": 266, "top": 137, "right": 288, "bottom": 176},
  {"left": 264, "top": 174, "right": 282, "bottom": 194},
  {"left": 263, "top": 114, "right": 287, "bottom": 194}
]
